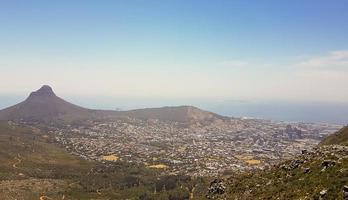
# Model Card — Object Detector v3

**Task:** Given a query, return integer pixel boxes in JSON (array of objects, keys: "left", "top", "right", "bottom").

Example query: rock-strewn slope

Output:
[
  {"left": 320, "top": 126, "right": 348, "bottom": 146},
  {"left": 206, "top": 145, "right": 348, "bottom": 200}
]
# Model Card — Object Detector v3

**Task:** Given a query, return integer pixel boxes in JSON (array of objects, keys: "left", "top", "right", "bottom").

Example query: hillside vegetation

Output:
[
  {"left": 320, "top": 126, "right": 348, "bottom": 146},
  {"left": 0, "top": 121, "right": 93, "bottom": 199},
  {"left": 205, "top": 139, "right": 348, "bottom": 199}
]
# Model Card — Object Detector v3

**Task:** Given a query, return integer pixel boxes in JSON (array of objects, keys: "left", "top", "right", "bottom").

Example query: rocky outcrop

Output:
[
  {"left": 224, "top": 144, "right": 348, "bottom": 199},
  {"left": 343, "top": 185, "right": 348, "bottom": 199},
  {"left": 319, "top": 189, "right": 327, "bottom": 200},
  {"left": 206, "top": 179, "right": 226, "bottom": 199}
]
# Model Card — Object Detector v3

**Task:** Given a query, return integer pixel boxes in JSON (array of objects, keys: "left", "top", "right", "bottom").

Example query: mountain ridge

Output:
[{"left": 0, "top": 85, "right": 226, "bottom": 123}]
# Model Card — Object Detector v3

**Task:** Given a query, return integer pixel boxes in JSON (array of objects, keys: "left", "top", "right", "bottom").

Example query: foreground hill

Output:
[
  {"left": 0, "top": 85, "right": 226, "bottom": 124},
  {"left": 320, "top": 126, "right": 348, "bottom": 146},
  {"left": 204, "top": 145, "right": 348, "bottom": 200},
  {"left": 0, "top": 121, "right": 93, "bottom": 199},
  {"left": 203, "top": 128, "right": 348, "bottom": 200}
]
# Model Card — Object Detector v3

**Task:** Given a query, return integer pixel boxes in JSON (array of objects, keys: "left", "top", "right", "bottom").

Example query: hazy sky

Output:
[{"left": 1, "top": 0, "right": 348, "bottom": 103}]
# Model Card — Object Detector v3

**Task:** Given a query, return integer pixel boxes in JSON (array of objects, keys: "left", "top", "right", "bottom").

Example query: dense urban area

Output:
[{"left": 50, "top": 117, "right": 341, "bottom": 176}]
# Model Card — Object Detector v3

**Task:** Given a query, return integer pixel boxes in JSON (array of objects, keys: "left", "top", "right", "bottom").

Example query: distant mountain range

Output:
[{"left": 0, "top": 85, "right": 226, "bottom": 123}]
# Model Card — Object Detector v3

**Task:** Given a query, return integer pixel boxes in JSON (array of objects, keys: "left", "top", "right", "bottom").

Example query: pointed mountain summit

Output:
[
  {"left": 0, "top": 85, "right": 94, "bottom": 122},
  {"left": 28, "top": 85, "right": 56, "bottom": 98}
]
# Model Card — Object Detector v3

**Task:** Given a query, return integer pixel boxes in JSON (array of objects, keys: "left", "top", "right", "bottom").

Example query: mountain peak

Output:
[
  {"left": 28, "top": 85, "right": 56, "bottom": 98},
  {"left": 0, "top": 85, "right": 92, "bottom": 122}
]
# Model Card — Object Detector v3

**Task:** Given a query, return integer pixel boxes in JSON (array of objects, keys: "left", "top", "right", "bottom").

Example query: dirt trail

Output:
[
  {"left": 68, "top": 181, "right": 79, "bottom": 187},
  {"left": 12, "top": 154, "right": 22, "bottom": 169},
  {"left": 186, "top": 185, "right": 196, "bottom": 199},
  {"left": 190, "top": 186, "right": 196, "bottom": 199},
  {"left": 39, "top": 196, "right": 53, "bottom": 200}
]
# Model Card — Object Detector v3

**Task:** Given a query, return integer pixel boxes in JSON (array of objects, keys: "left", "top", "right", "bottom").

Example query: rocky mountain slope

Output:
[
  {"left": 205, "top": 128, "right": 348, "bottom": 200},
  {"left": 320, "top": 126, "right": 348, "bottom": 146}
]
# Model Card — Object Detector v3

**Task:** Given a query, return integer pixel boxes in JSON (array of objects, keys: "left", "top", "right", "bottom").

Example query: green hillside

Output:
[
  {"left": 0, "top": 121, "right": 94, "bottom": 199},
  {"left": 320, "top": 126, "right": 348, "bottom": 146},
  {"left": 205, "top": 145, "right": 348, "bottom": 200}
]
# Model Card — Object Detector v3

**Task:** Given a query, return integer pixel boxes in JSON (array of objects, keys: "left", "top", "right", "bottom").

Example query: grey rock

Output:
[
  {"left": 319, "top": 189, "right": 327, "bottom": 200},
  {"left": 303, "top": 167, "right": 311, "bottom": 174},
  {"left": 206, "top": 179, "right": 226, "bottom": 199},
  {"left": 343, "top": 185, "right": 348, "bottom": 199},
  {"left": 321, "top": 160, "right": 336, "bottom": 168},
  {"left": 301, "top": 149, "right": 308, "bottom": 155}
]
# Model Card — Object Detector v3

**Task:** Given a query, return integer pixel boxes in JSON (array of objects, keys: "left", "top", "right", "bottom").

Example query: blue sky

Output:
[{"left": 0, "top": 0, "right": 348, "bottom": 104}]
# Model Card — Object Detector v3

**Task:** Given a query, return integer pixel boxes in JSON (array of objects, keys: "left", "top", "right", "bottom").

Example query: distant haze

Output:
[
  {"left": 0, "top": 95, "right": 347, "bottom": 124},
  {"left": 55, "top": 97, "right": 348, "bottom": 124},
  {"left": 0, "top": 1, "right": 347, "bottom": 123},
  {"left": 1, "top": 1, "right": 348, "bottom": 103}
]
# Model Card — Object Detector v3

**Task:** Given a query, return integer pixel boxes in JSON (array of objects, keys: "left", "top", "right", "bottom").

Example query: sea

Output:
[{"left": 0, "top": 95, "right": 347, "bottom": 125}]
